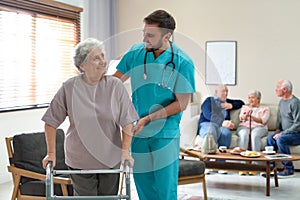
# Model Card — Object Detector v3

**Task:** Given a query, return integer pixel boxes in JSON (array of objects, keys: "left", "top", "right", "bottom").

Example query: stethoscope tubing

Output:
[{"left": 143, "top": 42, "right": 175, "bottom": 89}]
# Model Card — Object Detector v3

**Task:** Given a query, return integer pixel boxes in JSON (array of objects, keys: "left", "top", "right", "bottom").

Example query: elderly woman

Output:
[
  {"left": 237, "top": 90, "right": 270, "bottom": 175},
  {"left": 42, "top": 38, "right": 139, "bottom": 196}
]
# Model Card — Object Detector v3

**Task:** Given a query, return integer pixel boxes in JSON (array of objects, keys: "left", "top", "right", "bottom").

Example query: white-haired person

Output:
[
  {"left": 198, "top": 84, "right": 245, "bottom": 150},
  {"left": 237, "top": 90, "right": 270, "bottom": 175},
  {"left": 198, "top": 84, "right": 244, "bottom": 175},
  {"left": 266, "top": 80, "right": 300, "bottom": 178},
  {"left": 42, "top": 38, "right": 139, "bottom": 196}
]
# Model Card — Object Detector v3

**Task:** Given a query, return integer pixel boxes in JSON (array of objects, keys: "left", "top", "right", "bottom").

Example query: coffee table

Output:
[{"left": 182, "top": 149, "right": 300, "bottom": 196}]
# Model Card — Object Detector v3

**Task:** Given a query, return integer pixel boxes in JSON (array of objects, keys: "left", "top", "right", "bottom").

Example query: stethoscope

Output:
[{"left": 143, "top": 41, "right": 175, "bottom": 90}]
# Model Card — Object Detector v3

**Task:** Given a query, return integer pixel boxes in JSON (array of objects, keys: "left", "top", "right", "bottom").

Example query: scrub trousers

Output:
[{"left": 131, "top": 136, "right": 180, "bottom": 200}]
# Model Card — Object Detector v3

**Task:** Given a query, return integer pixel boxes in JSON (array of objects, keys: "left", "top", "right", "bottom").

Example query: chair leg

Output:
[
  {"left": 22, "top": 195, "right": 45, "bottom": 200},
  {"left": 11, "top": 173, "right": 21, "bottom": 200},
  {"left": 61, "top": 184, "right": 68, "bottom": 196},
  {"left": 202, "top": 175, "right": 208, "bottom": 200}
]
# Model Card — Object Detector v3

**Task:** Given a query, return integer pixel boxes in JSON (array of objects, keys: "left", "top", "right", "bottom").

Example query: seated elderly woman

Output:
[{"left": 237, "top": 90, "right": 270, "bottom": 175}]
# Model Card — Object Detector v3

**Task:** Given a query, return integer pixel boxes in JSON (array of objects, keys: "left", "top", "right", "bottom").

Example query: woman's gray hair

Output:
[
  {"left": 73, "top": 38, "right": 104, "bottom": 72},
  {"left": 248, "top": 90, "right": 261, "bottom": 101},
  {"left": 281, "top": 80, "right": 293, "bottom": 92}
]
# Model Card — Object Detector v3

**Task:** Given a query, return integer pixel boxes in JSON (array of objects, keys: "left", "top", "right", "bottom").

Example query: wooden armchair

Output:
[
  {"left": 179, "top": 147, "right": 208, "bottom": 200},
  {"left": 5, "top": 129, "right": 73, "bottom": 200}
]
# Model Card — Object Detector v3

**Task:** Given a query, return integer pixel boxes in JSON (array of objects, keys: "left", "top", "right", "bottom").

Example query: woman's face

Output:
[
  {"left": 80, "top": 48, "right": 107, "bottom": 80},
  {"left": 248, "top": 93, "right": 260, "bottom": 107}
]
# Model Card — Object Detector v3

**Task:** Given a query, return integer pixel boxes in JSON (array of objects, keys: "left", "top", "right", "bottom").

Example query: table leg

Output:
[
  {"left": 266, "top": 161, "right": 270, "bottom": 196},
  {"left": 273, "top": 161, "right": 279, "bottom": 187}
]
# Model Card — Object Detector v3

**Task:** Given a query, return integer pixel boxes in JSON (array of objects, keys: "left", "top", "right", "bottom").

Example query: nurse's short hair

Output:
[
  {"left": 73, "top": 38, "right": 104, "bottom": 72},
  {"left": 144, "top": 10, "right": 176, "bottom": 35}
]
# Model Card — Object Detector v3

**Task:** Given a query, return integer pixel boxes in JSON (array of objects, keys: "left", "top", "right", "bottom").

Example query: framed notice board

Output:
[{"left": 205, "top": 41, "right": 237, "bottom": 85}]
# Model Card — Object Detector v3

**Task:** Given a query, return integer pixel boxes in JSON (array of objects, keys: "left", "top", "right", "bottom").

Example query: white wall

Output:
[
  {"left": 0, "top": 108, "right": 70, "bottom": 184},
  {"left": 117, "top": 0, "right": 300, "bottom": 104},
  {"left": 0, "top": 109, "right": 43, "bottom": 183}
]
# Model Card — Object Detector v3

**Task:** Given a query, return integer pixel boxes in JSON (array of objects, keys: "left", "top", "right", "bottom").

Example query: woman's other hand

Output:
[
  {"left": 42, "top": 153, "right": 56, "bottom": 169},
  {"left": 121, "top": 150, "right": 134, "bottom": 167}
]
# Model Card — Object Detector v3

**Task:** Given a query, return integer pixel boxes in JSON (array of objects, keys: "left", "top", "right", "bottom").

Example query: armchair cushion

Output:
[
  {"left": 10, "top": 129, "right": 73, "bottom": 196},
  {"left": 13, "top": 129, "right": 67, "bottom": 184},
  {"left": 178, "top": 147, "right": 208, "bottom": 199},
  {"left": 179, "top": 159, "right": 205, "bottom": 177},
  {"left": 20, "top": 180, "right": 73, "bottom": 196}
]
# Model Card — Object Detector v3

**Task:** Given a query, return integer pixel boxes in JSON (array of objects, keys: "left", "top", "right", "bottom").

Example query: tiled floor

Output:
[{"left": 1, "top": 172, "right": 299, "bottom": 200}]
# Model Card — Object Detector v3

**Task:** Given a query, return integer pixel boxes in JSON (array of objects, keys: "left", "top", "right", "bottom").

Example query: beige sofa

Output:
[{"left": 180, "top": 104, "right": 300, "bottom": 170}]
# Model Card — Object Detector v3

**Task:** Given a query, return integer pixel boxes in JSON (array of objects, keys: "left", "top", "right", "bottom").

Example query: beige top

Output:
[
  {"left": 42, "top": 75, "right": 139, "bottom": 169},
  {"left": 239, "top": 105, "right": 270, "bottom": 129}
]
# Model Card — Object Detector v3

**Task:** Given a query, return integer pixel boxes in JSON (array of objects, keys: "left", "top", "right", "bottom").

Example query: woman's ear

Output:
[{"left": 79, "top": 64, "right": 85, "bottom": 72}]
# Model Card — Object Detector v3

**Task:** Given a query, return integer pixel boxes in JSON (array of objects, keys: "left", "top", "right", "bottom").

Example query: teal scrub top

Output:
[{"left": 117, "top": 42, "right": 195, "bottom": 138}]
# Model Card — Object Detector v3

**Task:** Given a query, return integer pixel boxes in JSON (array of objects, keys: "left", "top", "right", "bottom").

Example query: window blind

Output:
[{"left": 0, "top": 0, "right": 82, "bottom": 112}]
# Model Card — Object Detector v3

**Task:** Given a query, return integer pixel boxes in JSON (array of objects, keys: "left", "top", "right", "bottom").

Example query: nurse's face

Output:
[{"left": 142, "top": 23, "right": 169, "bottom": 51}]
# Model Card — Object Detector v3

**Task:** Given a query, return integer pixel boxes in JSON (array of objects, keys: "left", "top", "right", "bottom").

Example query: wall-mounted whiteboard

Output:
[{"left": 205, "top": 41, "right": 237, "bottom": 85}]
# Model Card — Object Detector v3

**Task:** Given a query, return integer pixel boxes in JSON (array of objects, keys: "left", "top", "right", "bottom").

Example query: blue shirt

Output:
[
  {"left": 198, "top": 96, "right": 245, "bottom": 127},
  {"left": 117, "top": 42, "right": 195, "bottom": 138}
]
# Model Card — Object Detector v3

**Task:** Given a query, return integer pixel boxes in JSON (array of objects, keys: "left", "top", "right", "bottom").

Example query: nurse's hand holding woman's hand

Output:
[{"left": 132, "top": 115, "right": 151, "bottom": 135}]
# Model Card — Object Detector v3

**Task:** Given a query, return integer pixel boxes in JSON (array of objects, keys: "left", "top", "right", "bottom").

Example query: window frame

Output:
[{"left": 0, "top": 0, "right": 82, "bottom": 112}]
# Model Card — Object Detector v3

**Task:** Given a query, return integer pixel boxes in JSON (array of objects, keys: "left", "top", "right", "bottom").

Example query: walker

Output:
[{"left": 45, "top": 161, "right": 131, "bottom": 200}]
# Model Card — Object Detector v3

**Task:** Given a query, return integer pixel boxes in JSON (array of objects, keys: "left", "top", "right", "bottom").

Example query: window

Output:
[{"left": 0, "top": 0, "right": 82, "bottom": 112}]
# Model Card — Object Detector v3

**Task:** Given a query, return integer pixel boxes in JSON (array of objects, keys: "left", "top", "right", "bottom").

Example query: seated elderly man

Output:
[
  {"left": 197, "top": 84, "right": 244, "bottom": 174},
  {"left": 266, "top": 80, "right": 300, "bottom": 178},
  {"left": 198, "top": 84, "right": 244, "bottom": 150}
]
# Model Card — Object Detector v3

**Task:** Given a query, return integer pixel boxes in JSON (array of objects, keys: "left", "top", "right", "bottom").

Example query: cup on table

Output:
[
  {"left": 265, "top": 146, "right": 274, "bottom": 152},
  {"left": 219, "top": 146, "right": 227, "bottom": 153}
]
